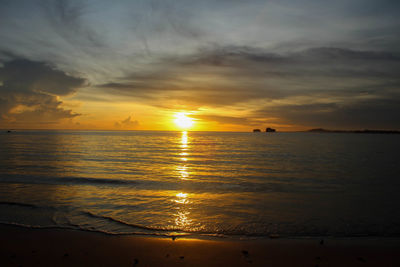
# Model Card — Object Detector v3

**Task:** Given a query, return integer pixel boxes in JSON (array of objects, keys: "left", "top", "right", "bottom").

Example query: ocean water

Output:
[{"left": 1, "top": 130, "right": 400, "bottom": 238}]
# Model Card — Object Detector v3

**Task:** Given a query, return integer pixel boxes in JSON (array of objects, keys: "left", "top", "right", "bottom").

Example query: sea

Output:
[{"left": 1, "top": 130, "right": 400, "bottom": 239}]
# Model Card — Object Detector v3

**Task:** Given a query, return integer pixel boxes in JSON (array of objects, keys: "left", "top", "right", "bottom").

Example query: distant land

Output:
[{"left": 308, "top": 128, "right": 400, "bottom": 134}]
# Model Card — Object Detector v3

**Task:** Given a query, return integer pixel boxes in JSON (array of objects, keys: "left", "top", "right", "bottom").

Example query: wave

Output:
[
  {"left": 0, "top": 173, "right": 336, "bottom": 194},
  {"left": 0, "top": 203, "right": 208, "bottom": 237},
  {"left": 62, "top": 177, "right": 137, "bottom": 185},
  {"left": 0, "top": 201, "right": 40, "bottom": 209},
  {"left": 3, "top": 220, "right": 399, "bottom": 240},
  {"left": 0, "top": 201, "right": 190, "bottom": 236},
  {"left": 79, "top": 212, "right": 400, "bottom": 238},
  {"left": 2, "top": 205, "right": 400, "bottom": 239},
  {"left": 0, "top": 221, "right": 192, "bottom": 238},
  {"left": 81, "top": 210, "right": 186, "bottom": 234},
  {"left": 0, "top": 174, "right": 138, "bottom": 186}
]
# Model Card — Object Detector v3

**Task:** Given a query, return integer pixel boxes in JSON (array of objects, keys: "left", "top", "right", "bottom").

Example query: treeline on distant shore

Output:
[{"left": 308, "top": 128, "right": 400, "bottom": 134}]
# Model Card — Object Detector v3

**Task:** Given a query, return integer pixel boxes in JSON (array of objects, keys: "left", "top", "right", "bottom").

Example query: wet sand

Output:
[{"left": 1, "top": 224, "right": 400, "bottom": 266}]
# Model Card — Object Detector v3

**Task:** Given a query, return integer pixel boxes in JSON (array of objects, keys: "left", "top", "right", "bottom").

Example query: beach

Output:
[{"left": 2, "top": 224, "right": 400, "bottom": 267}]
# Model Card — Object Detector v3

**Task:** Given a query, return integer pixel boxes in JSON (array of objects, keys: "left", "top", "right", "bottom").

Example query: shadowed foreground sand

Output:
[{"left": 1, "top": 225, "right": 400, "bottom": 266}]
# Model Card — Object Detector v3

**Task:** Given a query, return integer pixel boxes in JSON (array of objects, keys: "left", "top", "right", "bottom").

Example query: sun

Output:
[{"left": 174, "top": 113, "right": 194, "bottom": 130}]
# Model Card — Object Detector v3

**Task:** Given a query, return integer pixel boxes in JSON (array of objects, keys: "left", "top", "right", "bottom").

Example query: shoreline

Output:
[
  {"left": 3, "top": 221, "right": 400, "bottom": 241},
  {"left": 2, "top": 224, "right": 400, "bottom": 266}
]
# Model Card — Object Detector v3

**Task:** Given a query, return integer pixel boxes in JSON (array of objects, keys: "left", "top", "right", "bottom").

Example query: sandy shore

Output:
[{"left": 1, "top": 225, "right": 400, "bottom": 266}]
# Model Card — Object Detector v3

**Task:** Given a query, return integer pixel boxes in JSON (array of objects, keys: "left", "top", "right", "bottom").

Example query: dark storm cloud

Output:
[
  {"left": 255, "top": 98, "right": 400, "bottom": 129},
  {"left": 101, "top": 45, "right": 400, "bottom": 97},
  {"left": 99, "top": 45, "right": 400, "bottom": 128},
  {"left": 0, "top": 59, "right": 85, "bottom": 125},
  {"left": 183, "top": 46, "right": 400, "bottom": 79},
  {"left": 97, "top": 70, "right": 186, "bottom": 97}
]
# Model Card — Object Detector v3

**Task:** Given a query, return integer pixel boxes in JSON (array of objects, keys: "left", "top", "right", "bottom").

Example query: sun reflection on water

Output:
[
  {"left": 173, "top": 192, "right": 192, "bottom": 228},
  {"left": 181, "top": 131, "right": 188, "bottom": 148},
  {"left": 175, "top": 210, "right": 192, "bottom": 228},
  {"left": 176, "top": 165, "right": 189, "bottom": 180},
  {"left": 176, "top": 131, "right": 190, "bottom": 179},
  {"left": 172, "top": 132, "right": 195, "bottom": 230},
  {"left": 174, "top": 192, "right": 189, "bottom": 204}
]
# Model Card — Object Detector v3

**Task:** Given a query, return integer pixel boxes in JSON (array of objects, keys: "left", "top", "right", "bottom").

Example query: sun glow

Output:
[{"left": 174, "top": 113, "right": 194, "bottom": 130}]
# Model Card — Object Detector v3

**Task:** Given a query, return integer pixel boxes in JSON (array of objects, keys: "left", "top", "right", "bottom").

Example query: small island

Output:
[{"left": 253, "top": 127, "right": 277, "bottom": 132}]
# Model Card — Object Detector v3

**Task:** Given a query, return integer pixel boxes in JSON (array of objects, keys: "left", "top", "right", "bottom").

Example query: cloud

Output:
[
  {"left": 191, "top": 114, "right": 252, "bottom": 126},
  {"left": 96, "top": 45, "right": 400, "bottom": 129},
  {"left": 0, "top": 58, "right": 85, "bottom": 126},
  {"left": 114, "top": 115, "right": 139, "bottom": 129},
  {"left": 255, "top": 98, "right": 400, "bottom": 129},
  {"left": 40, "top": 0, "right": 104, "bottom": 48},
  {"left": 1, "top": 1, "right": 399, "bottom": 130}
]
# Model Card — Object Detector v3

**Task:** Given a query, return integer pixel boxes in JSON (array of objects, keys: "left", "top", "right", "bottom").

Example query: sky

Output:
[{"left": 1, "top": 0, "right": 400, "bottom": 131}]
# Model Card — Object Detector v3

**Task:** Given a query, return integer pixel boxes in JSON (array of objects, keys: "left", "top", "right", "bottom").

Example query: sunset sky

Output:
[{"left": 1, "top": 0, "right": 400, "bottom": 131}]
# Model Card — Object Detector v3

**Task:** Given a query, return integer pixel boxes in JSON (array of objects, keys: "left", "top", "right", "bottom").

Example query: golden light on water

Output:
[
  {"left": 181, "top": 131, "right": 188, "bottom": 148},
  {"left": 175, "top": 192, "right": 188, "bottom": 202},
  {"left": 176, "top": 131, "right": 190, "bottom": 179},
  {"left": 176, "top": 192, "right": 187, "bottom": 198},
  {"left": 176, "top": 165, "right": 189, "bottom": 180},
  {"left": 179, "top": 131, "right": 189, "bottom": 161},
  {"left": 175, "top": 210, "right": 192, "bottom": 228},
  {"left": 173, "top": 132, "right": 193, "bottom": 229},
  {"left": 174, "top": 192, "right": 192, "bottom": 229},
  {"left": 174, "top": 112, "right": 194, "bottom": 130},
  {"left": 172, "top": 132, "right": 194, "bottom": 230}
]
